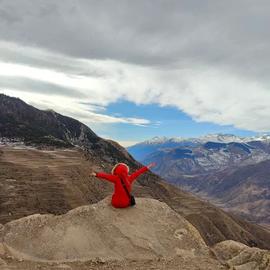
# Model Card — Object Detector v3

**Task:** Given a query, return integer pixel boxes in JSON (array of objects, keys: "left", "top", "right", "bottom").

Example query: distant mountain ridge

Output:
[
  {"left": 127, "top": 134, "right": 270, "bottom": 161},
  {"left": 128, "top": 135, "right": 270, "bottom": 227},
  {"left": 129, "top": 133, "right": 270, "bottom": 148},
  {"left": 140, "top": 134, "right": 249, "bottom": 145},
  {"left": 128, "top": 134, "right": 270, "bottom": 172}
]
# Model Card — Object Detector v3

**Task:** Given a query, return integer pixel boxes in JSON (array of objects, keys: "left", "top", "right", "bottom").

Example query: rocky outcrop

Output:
[
  {"left": 212, "top": 240, "right": 270, "bottom": 270},
  {"left": 0, "top": 197, "right": 207, "bottom": 262},
  {"left": 0, "top": 198, "right": 269, "bottom": 270}
]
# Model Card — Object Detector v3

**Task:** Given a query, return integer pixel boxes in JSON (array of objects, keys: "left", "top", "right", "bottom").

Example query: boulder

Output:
[
  {"left": 2, "top": 197, "right": 207, "bottom": 262},
  {"left": 213, "top": 240, "right": 270, "bottom": 270}
]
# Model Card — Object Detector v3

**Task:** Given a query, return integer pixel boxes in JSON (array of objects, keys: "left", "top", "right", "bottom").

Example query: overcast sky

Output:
[{"left": 0, "top": 0, "right": 269, "bottom": 146}]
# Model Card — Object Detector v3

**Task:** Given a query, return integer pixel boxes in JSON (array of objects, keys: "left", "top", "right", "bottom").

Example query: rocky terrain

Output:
[
  {"left": 1, "top": 197, "right": 207, "bottom": 262},
  {"left": 0, "top": 197, "right": 269, "bottom": 270},
  {"left": 128, "top": 136, "right": 270, "bottom": 227},
  {"left": 212, "top": 240, "right": 270, "bottom": 270}
]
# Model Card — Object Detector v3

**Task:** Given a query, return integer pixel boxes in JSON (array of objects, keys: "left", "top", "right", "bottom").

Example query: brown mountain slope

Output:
[
  {"left": 203, "top": 160, "right": 270, "bottom": 226},
  {"left": 168, "top": 159, "right": 270, "bottom": 227},
  {"left": 1, "top": 145, "right": 270, "bottom": 251}
]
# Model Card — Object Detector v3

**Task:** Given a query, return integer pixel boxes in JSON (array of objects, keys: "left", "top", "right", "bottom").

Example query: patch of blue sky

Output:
[{"left": 90, "top": 100, "right": 256, "bottom": 144}]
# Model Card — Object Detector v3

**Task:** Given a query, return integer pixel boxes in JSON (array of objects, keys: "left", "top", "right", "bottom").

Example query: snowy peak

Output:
[
  {"left": 143, "top": 136, "right": 169, "bottom": 144},
  {"left": 127, "top": 133, "right": 270, "bottom": 162},
  {"left": 133, "top": 134, "right": 248, "bottom": 147},
  {"left": 142, "top": 136, "right": 190, "bottom": 145},
  {"left": 198, "top": 133, "right": 248, "bottom": 143},
  {"left": 132, "top": 133, "right": 270, "bottom": 147},
  {"left": 250, "top": 134, "right": 270, "bottom": 141}
]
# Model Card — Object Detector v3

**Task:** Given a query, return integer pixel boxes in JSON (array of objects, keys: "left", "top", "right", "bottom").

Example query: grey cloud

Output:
[
  {"left": 0, "top": 8, "right": 21, "bottom": 24},
  {"left": 0, "top": 0, "right": 269, "bottom": 84},
  {"left": 0, "top": 76, "right": 87, "bottom": 98},
  {"left": 0, "top": 43, "right": 108, "bottom": 77}
]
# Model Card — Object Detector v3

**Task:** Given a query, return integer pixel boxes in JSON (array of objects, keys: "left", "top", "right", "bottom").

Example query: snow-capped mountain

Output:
[
  {"left": 127, "top": 133, "right": 270, "bottom": 161},
  {"left": 198, "top": 133, "right": 249, "bottom": 143},
  {"left": 134, "top": 133, "right": 269, "bottom": 146},
  {"left": 250, "top": 134, "right": 270, "bottom": 141}
]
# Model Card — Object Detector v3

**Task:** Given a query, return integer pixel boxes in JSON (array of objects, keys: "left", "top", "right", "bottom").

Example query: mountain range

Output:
[
  {"left": 128, "top": 135, "right": 270, "bottom": 228},
  {"left": 128, "top": 134, "right": 270, "bottom": 160},
  {"left": 1, "top": 93, "right": 270, "bottom": 253}
]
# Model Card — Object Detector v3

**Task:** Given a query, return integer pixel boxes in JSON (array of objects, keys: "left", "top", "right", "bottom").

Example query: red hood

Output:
[{"left": 112, "top": 163, "right": 129, "bottom": 177}]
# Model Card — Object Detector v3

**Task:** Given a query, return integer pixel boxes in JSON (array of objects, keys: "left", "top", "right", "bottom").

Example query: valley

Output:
[{"left": 128, "top": 135, "right": 270, "bottom": 228}]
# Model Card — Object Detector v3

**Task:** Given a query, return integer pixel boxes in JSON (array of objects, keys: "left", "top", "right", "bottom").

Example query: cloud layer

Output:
[{"left": 0, "top": 0, "right": 270, "bottom": 132}]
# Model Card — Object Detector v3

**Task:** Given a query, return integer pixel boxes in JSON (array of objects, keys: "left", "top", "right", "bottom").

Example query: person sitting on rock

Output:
[{"left": 90, "top": 162, "right": 156, "bottom": 208}]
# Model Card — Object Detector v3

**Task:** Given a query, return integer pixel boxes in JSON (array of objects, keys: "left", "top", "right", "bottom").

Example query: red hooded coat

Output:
[{"left": 96, "top": 163, "right": 148, "bottom": 208}]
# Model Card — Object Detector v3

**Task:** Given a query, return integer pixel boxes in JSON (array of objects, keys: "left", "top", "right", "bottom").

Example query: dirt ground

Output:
[{"left": 0, "top": 256, "right": 227, "bottom": 270}]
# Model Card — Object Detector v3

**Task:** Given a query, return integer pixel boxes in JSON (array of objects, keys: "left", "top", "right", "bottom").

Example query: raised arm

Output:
[
  {"left": 129, "top": 162, "right": 156, "bottom": 183},
  {"left": 92, "top": 172, "right": 117, "bottom": 183},
  {"left": 129, "top": 166, "right": 149, "bottom": 183}
]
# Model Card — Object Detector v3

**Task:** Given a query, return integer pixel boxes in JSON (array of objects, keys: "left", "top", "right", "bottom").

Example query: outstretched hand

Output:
[
  {"left": 147, "top": 162, "right": 156, "bottom": 169},
  {"left": 90, "top": 172, "right": 97, "bottom": 177}
]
